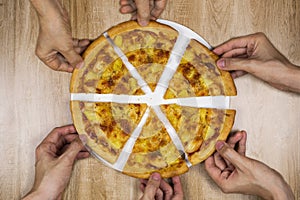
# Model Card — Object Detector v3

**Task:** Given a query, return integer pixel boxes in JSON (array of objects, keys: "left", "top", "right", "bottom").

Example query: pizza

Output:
[{"left": 70, "top": 20, "right": 236, "bottom": 178}]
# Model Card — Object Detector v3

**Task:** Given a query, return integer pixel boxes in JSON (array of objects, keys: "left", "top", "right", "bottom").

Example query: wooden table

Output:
[{"left": 1, "top": 0, "right": 299, "bottom": 199}]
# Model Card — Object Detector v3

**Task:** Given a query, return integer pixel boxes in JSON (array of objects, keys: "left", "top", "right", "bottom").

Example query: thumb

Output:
[
  {"left": 142, "top": 173, "right": 161, "bottom": 199},
  {"left": 61, "top": 138, "right": 83, "bottom": 164},
  {"left": 216, "top": 141, "right": 247, "bottom": 170},
  {"left": 60, "top": 48, "right": 84, "bottom": 69},
  {"left": 216, "top": 58, "right": 256, "bottom": 74},
  {"left": 135, "top": 0, "right": 150, "bottom": 26}
]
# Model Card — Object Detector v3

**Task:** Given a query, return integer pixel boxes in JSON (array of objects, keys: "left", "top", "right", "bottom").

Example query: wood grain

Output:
[{"left": 0, "top": 0, "right": 299, "bottom": 199}]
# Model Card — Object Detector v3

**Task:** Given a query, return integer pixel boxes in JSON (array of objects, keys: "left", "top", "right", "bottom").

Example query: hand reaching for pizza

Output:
[
  {"left": 139, "top": 173, "right": 183, "bottom": 200},
  {"left": 205, "top": 131, "right": 294, "bottom": 200},
  {"left": 30, "top": 0, "right": 90, "bottom": 72},
  {"left": 213, "top": 33, "right": 300, "bottom": 93},
  {"left": 119, "top": 0, "right": 167, "bottom": 26},
  {"left": 22, "top": 125, "right": 90, "bottom": 200}
]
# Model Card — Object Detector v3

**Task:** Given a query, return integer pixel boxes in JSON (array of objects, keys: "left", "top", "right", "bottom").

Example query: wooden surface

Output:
[{"left": 0, "top": 0, "right": 299, "bottom": 199}]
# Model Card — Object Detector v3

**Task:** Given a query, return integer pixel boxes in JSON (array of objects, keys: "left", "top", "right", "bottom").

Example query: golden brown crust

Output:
[
  {"left": 123, "top": 160, "right": 189, "bottom": 179},
  {"left": 106, "top": 20, "right": 175, "bottom": 38},
  {"left": 189, "top": 109, "right": 236, "bottom": 165},
  {"left": 184, "top": 39, "right": 237, "bottom": 96}
]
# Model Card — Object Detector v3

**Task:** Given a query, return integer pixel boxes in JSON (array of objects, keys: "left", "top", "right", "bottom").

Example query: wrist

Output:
[
  {"left": 283, "top": 63, "right": 300, "bottom": 93},
  {"left": 30, "top": 0, "right": 64, "bottom": 19},
  {"left": 269, "top": 177, "right": 294, "bottom": 200},
  {"left": 22, "top": 189, "right": 44, "bottom": 200}
]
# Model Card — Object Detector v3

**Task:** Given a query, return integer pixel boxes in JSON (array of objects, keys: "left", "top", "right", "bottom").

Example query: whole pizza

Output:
[{"left": 70, "top": 20, "right": 236, "bottom": 178}]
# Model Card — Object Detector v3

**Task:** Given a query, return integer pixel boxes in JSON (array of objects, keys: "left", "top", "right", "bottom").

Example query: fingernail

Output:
[
  {"left": 151, "top": 172, "right": 161, "bottom": 181},
  {"left": 139, "top": 20, "right": 148, "bottom": 27},
  {"left": 217, "top": 59, "right": 225, "bottom": 68},
  {"left": 216, "top": 141, "right": 225, "bottom": 150},
  {"left": 79, "top": 134, "right": 87, "bottom": 145},
  {"left": 76, "top": 61, "right": 84, "bottom": 69}
]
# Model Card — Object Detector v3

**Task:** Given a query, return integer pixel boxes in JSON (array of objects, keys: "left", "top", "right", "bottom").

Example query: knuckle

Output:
[
  {"left": 36, "top": 143, "right": 47, "bottom": 155},
  {"left": 51, "top": 126, "right": 60, "bottom": 133},
  {"left": 35, "top": 46, "right": 44, "bottom": 59},
  {"left": 255, "top": 32, "right": 267, "bottom": 40},
  {"left": 221, "top": 186, "right": 230, "bottom": 193}
]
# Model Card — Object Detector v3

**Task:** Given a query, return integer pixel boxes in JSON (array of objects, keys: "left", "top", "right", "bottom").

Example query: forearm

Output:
[
  {"left": 263, "top": 61, "right": 300, "bottom": 93},
  {"left": 22, "top": 190, "right": 44, "bottom": 200},
  {"left": 283, "top": 64, "right": 300, "bottom": 93},
  {"left": 30, "top": 0, "right": 63, "bottom": 19}
]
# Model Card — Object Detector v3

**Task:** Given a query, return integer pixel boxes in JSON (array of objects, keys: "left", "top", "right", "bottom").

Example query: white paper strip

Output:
[
  {"left": 152, "top": 105, "right": 192, "bottom": 167},
  {"left": 157, "top": 19, "right": 212, "bottom": 50},
  {"left": 154, "top": 34, "right": 190, "bottom": 96},
  {"left": 71, "top": 93, "right": 230, "bottom": 109},
  {"left": 71, "top": 93, "right": 148, "bottom": 104},
  {"left": 113, "top": 107, "right": 150, "bottom": 171},
  {"left": 171, "top": 96, "right": 230, "bottom": 109}
]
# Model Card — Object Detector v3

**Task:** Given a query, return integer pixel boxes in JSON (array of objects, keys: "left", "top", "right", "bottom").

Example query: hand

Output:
[
  {"left": 213, "top": 33, "right": 300, "bottom": 93},
  {"left": 139, "top": 173, "right": 183, "bottom": 200},
  {"left": 205, "top": 131, "right": 294, "bottom": 200},
  {"left": 30, "top": 0, "right": 90, "bottom": 72},
  {"left": 22, "top": 125, "right": 90, "bottom": 200},
  {"left": 119, "top": 0, "right": 167, "bottom": 26}
]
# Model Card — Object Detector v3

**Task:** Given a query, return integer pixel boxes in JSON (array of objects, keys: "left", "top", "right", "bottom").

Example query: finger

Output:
[
  {"left": 38, "top": 50, "right": 73, "bottom": 73},
  {"left": 135, "top": 0, "right": 151, "bottom": 26},
  {"left": 150, "top": 0, "right": 167, "bottom": 19},
  {"left": 237, "top": 131, "right": 247, "bottom": 156},
  {"left": 213, "top": 152, "right": 227, "bottom": 171},
  {"left": 216, "top": 57, "right": 258, "bottom": 75},
  {"left": 213, "top": 36, "right": 251, "bottom": 55},
  {"left": 172, "top": 176, "right": 184, "bottom": 199},
  {"left": 64, "top": 134, "right": 79, "bottom": 143},
  {"left": 215, "top": 141, "right": 247, "bottom": 170},
  {"left": 76, "top": 39, "right": 90, "bottom": 48},
  {"left": 141, "top": 172, "right": 161, "bottom": 199},
  {"left": 231, "top": 70, "right": 247, "bottom": 79},
  {"left": 140, "top": 179, "right": 148, "bottom": 193},
  {"left": 74, "top": 40, "right": 90, "bottom": 54},
  {"left": 159, "top": 179, "right": 173, "bottom": 200},
  {"left": 131, "top": 12, "right": 138, "bottom": 20},
  {"left": 76, "top": 151, "right": 90, "bottom": 159},
  {"left": 59, "top": 46, "right": 84, "bottom": 69},
  {"left": 154, "top": 188, "right": 164, "bottom": 200},
  {"left": 120, "top": 4, "right": 136, "bottom": 14},
  {"left": 222, "top": 48, "right": 248, "bottom": 58},
  {"left": 59, "top": 142, "right": 89, "bottom": 156},
  {"left": 204, "top": 156, "right": 223, "bottom": 186},
  {"left": 120, "top": 0, "right": 135, "bottom": 6},
  {"left": 226, "top": 131, "right": 243, "bottom": 148},
  {"left": 35, "top": 142, "right": 57, "bottom": 158},
  {"left": 60, "top": 137, "right": 84, "bottom": 164},
  {"left": 140, "top": 182, "right": 146, "bottom": 193},
  {"left": 42, "top": 125, "right": 76, "bottom": 144}
]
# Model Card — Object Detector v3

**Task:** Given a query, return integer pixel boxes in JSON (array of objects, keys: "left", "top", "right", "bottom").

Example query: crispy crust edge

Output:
[
  {"left": 106, "top": 20, "right": 177, "bottom": 38},
  {"left": 210, "top": 52, "right": 237, "bottom": 96},
  {"left": 189, "top": 109, "right": 236, "bottom": 165},
  {"left": 122, "top": 160, "right": 189, "bottom": 179}
]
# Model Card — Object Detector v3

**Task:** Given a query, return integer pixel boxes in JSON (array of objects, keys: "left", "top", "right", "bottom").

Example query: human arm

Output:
[
  {"left": 22, "top": 125, "right": 90, "bottom": 200},
  {"left": 119, "top": 0, "right": 167, "bottom": 26},
  {"left": 139, "top": 173, "right": 183, "bottom": 200},
  {"left": 205, "top": 131, "right": 294, "bottom": 200},
  {"left": 213, "top": 33, "right": 300, "bottom": 93},
  {"left": 30, "top": 0, "right": 90, "bottom": 72}
]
